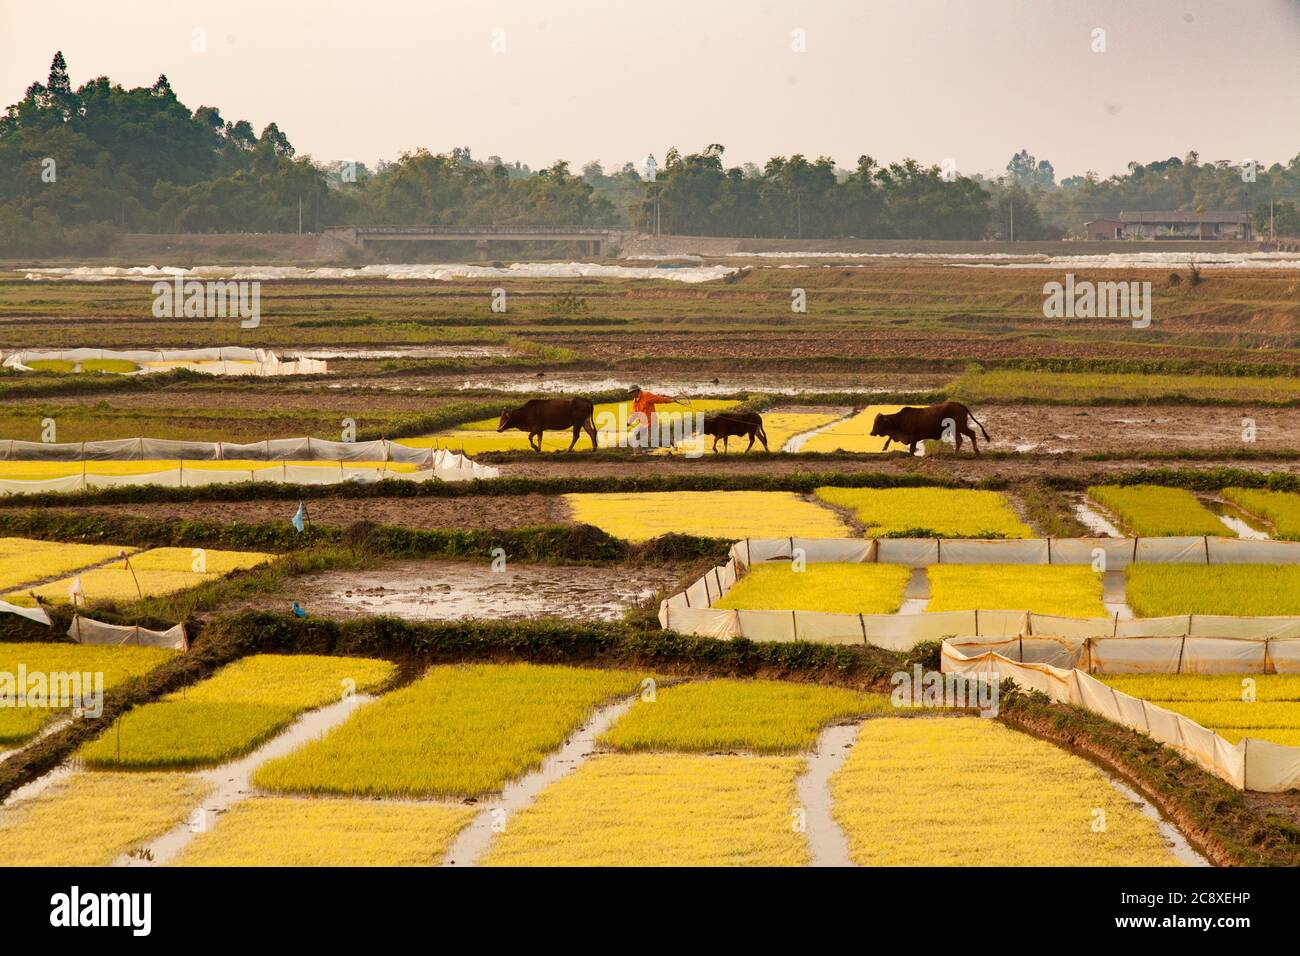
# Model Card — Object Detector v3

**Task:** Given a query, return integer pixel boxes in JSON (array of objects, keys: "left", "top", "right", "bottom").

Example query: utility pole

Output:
[
  {"left": 1009, "top": 196, "right": 1014, "bottom": 243},
  {"left": 298, "top": 196, "right": 302, "bottom": 235},
  {"left": 1271, "top": 198, "right": 1275, "bottom": 241}
]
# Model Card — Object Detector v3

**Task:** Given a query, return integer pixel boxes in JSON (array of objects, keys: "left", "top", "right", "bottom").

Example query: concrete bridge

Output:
[{"left": 322, "top": 225, "right": 621, "bottom": 258}]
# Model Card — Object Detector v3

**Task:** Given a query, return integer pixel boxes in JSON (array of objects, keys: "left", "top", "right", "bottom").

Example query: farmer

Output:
[{"left": 627, "top": 386, "right": 677, "bottom": 450}]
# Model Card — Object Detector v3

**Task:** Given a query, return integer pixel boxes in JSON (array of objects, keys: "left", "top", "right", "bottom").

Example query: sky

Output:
[{"left": 3, "top": 0, "right": 1298, "bottom": 180}]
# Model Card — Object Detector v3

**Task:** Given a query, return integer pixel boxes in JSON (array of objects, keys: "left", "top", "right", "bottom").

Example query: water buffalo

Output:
[
  {"left": 870, "top": 401, "right": 990, "bottom": 455},
  {"left": 497, "top": 397, "right": 597, "bottom": 452},
  {"left": 703, "top": 410, "right": 768, "bottom": 453}
]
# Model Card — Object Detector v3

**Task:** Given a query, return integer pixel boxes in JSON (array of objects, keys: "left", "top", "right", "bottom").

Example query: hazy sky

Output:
[{"left": 4, "top": 0, "right": 1298, "bottom": 179}]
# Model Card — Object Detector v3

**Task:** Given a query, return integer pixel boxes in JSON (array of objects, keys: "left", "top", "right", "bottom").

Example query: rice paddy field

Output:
[
  {"left": 1125, "top": 564, "right": 1300, "bottom": 617},
  {"left": 77, "top": 654, "right": 395, "bottom": 768},
  {"left": 1087, "top": 485, "right": 1229, "bottom": 537},
  {"left": 814, "top": 487, "right": 1033, "bottom": 538},
  {"left": 714, "top": 562, "right": 912, "bottom": 614},
  {"left": 1100, "top": 675, "right": 1300, "bottom": 748},
  {"left": 2, "top": 545, "right": 275, "bottom": 607},
  {"left": 830, "top": 718, "right": 1180, "bottom": 866},
  {"left": 563, "top": 489, "right": 853, "bottom": 541},
  {"left": 4, "top": 258, "right": 1300, "bottom": 872},
  {"left": 926, "top": 564, "right": 1106, "bottom": 617}
]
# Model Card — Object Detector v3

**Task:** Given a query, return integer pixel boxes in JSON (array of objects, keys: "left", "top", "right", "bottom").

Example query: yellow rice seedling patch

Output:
[
  {"left": 0, "top": 538, "right": 134, "bottom": 592},
  {"left": 0, "top": 643, "right": 175, "bottom": 745},
  {"left": 1126, "top": 564, "right": 1300, "bottom": 617},
  {"left": 6, "top": 546, "right": 278, "bottom": 606},
  {"left": 563, "top": 490, "right": 850, "bottom": 542},
  {"left": 254, "top": 663, "right": 644, "bottom": 799},
  {"left": 1221, "top": 488, "right": 1300, "bottom": 540},
  {"left": 601, "top": 679, "right": 890, "bottom": 753},
  {"left": 1087, "top": 485, "right": 1227, "bottom": 537},
  {"left": 1211, "top": 727, "right": 1300, "bottom": 746},
  {"left": 483, "top": 753, "right": 807, "bottom": 866},
  {"left": 1098, "top": 675, "right": 1300, "bottom": 748},
  {"left": 9, "top": 569, "right": 203, "bottom": 606},
  {"left": 814, "top": 486, "right": 1033, "bottom": 538},
  {"left": 926, "top": 564, "right": 1105, "bottom": 617},
  {"left": 831, "top": 718, "right": 1179, "bottom": 866},
  {"left": 77, "top": 654, "right": 395, "bottom": 769},
  {"left": 1100, "top": 674, "right": 1300, "bottom": 702},
  {"left": 176, "top": 797, "right": 476, "bottom": 866},
  {"left": 0, "top": 460, "right": 416, "bottom": 480},
  {"left": 714, "top": 562, "right": 911, "bottom": 615},
  {"left": 113, "top": 547, "right": 273, "bottom": 575},
  {"left": 797, "top": 405, "right": 904, "bottom": 454},
  {"left": 0, "top": 772, "right": 211, "bottom": 866},
  {"left": 408, "top": 399, "right": 738, "bottom": 453}
]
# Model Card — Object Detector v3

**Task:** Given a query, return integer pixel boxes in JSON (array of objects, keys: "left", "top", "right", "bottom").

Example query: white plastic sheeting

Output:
[
  {"left": 0, "top": 440, "right": 498, "bottom": 495},
  {"left": 3, "top": 348, "right": 326, "bottom": 376},
  {"left": 21, "top": 262, "right": 739, "bottom": 284},
  {"left": 942, "top": 640, "right": 1300, "bottom": 792},
  {"left": 67, "top": 615, "right": 188, "bottom": 651},
  {"left": 0, "top": 598, "right": 52, "bottom": 625},
  {"left": 659, "top": 536, "right": 1300, "bottom": 649}
]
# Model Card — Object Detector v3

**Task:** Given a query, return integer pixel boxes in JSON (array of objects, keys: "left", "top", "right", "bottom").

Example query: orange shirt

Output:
[{"left": 631, "top": 391, "right": 673, "bottom": 418}]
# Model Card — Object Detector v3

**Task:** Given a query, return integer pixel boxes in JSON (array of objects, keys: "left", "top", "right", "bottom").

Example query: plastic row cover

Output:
[
  {"left": 0, "top": 459, "right": 498, "bottom": 497},
  {"left": 729, "top": 536, "right": 1300, "bottom": 567},
  {"left": 942, "top": 640, "right": 1300, "bottom": 792},
  {"left": 0, "top": 437, "right": 461, "bottom": 465},
  {"left": 2, "top": 348, "right": 326, "bottom": 376},
  {"left": 67, "top": 616, "right": 187, "bottom": 651}
]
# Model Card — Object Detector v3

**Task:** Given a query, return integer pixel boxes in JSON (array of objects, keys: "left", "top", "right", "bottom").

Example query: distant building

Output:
[
  {"left": 1085, "top": 211, "right": 1253, "bottom": 240},
  {"left": 1084, "top": 218, "right": 1123, "bottom": 240}
]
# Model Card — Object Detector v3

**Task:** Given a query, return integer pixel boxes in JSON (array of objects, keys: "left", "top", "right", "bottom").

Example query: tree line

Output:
[{"left": 2, "top": 54, "right": 1298, "bottom": 256}]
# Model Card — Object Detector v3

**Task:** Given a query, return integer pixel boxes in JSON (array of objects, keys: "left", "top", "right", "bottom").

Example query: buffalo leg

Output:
[
  {"left": 712, "top": 436, "right": 720, "bottom": 453},
  {"left": 566, "top": 424, "right": 581, "bottom": 452},
  {"left": 953, "top": 431, "right": 963, "bottom": 453},
  {"left": 744, "top": 432, "right": 755, "bottom": 453},
  {"left": 585, "top": 420, "right": 598, "bottom": 450},
  {"left": 908, "top": 442, "right": 918, "bottom": 455},
  {"left": 882, "top": 437, "right": 891, "bottom": 451},
  {"left": 530, "top": 432, "right": 543, "bottom": 453}
]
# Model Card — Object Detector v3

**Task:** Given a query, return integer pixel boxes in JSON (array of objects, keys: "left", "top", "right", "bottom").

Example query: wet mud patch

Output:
[{"left": 271, "top": 559, "right": 684, "bottom": 622}]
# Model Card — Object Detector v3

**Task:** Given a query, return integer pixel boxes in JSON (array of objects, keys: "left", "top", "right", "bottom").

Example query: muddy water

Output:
[
  {"left": 286, "top": 560, "right": 679, "bottom": 623},
  {"left": 1203, "top": 498, "right": 1272, "bottom": 540},
  {"left": 1073, "top": 496, "right": 1124, "bottom": 537},
  {"left": 441, "top": 696, "right": 635, "bottom": 867},
  {"left": 897, "top": 567, "right": 931, "bottom": 614},
  {"left": 1102, "top": 571, "right": 1134, "bottom": 621},
  {"left": 796, "top": 722, "right": 859, "bottom": 866},
  {"left": 118, "top": 693, "right": 378, "bottom": 866},
  {"left": 1105, "top": 777, "right": 1209, "bottom": 867}
]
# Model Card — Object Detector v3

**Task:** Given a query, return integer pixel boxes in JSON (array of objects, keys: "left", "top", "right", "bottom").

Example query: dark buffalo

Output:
[
  {"left": 703, "top": 410, "right": 769, "bottom": 453},
  {"left": 497, "top": 397, "right": 597, "bottom": 452},
  {"left": 870, "top": 401, "right": 990, "bottom": 455}
]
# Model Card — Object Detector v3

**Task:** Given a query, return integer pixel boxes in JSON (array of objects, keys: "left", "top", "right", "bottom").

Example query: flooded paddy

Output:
[
  {"left": 280, "top": 560, "right": 683, "bottom": 622},
  {"left": 448, "top": 370, "right": 947, "bottom": 396}
]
